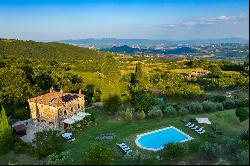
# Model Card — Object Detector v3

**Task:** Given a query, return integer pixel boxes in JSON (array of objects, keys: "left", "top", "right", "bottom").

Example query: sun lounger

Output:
[
  {"left": 195, "top": 127, "right": 204, "bottom": 132},
  {"left": 198, "top": 130, "right": 205, "bottom": 134},
  {"left": 185, "top": 122, "right": 191, "bottom": 127},
  {"left": 188, "top": 124, "right": 195, "bottom": 128},
  {"left": 116, "top": 143, "right": 133, "bottom": 154},
  {"left": 190, "top": 126, "right": 199, "bottom": 130},
  {"left": 123, "top": 147, "right": 131, "bottom": 151}
]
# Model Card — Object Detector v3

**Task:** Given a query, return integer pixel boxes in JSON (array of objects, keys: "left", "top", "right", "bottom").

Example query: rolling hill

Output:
[{"left": 0, "top": 39, "right": 105, "bottom": 61}]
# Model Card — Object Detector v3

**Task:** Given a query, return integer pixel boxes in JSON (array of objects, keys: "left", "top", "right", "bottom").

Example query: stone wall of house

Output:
[
  {"left": 28, "top": 95, "right": 85, "bottom": 130},
  {"left": 28, "top": 102, "right": 59, "bottom": 129},
  {"left": 57, "top": 96, "right": 85, "bottom": 129}
]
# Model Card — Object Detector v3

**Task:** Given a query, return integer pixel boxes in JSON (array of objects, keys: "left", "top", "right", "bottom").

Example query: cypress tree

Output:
[{"left": 0, "top": 107, "right": 12, "bottom": 146}]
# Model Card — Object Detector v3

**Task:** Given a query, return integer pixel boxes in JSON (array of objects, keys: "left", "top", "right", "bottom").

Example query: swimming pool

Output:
[{"left": 135, "top": 126, "right": 193, "bottom": 151}]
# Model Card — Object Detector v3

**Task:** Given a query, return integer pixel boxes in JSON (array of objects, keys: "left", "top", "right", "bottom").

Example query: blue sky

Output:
[{"left": 0, "top": 0, "right": 249, "bottom": 41}]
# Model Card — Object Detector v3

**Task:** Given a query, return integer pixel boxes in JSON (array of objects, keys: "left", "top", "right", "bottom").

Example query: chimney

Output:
[
  {"left": 50, "top": 86, "right": 53, "bottom": 93},
  {"left": 79, "top": 89, "right": 82, "bottom": 95}
]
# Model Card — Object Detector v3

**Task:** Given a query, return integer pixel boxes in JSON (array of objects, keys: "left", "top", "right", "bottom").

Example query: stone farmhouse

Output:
[
  {"left": 189, "top": 69, "right": 208, "bottom": 78},
  {"left": 27, "top": 88, "right": 85, "bottom": 130}
]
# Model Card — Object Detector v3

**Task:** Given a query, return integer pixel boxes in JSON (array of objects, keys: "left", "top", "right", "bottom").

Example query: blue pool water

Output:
[{"left": 135, "top": 126, "right": 193, "bottom": 151}]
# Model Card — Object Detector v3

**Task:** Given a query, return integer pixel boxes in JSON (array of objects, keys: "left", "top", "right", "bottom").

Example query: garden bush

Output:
[
  {"left": 103, "top": 95, "right": 122, "bottom": 115},
  {"left": 240, "top": 129, "right": 249, "bottom": 143},
  {"left": 177, "top": 106, "right": 189, "bottom": 116},
  {"left": 215, "top": 158, "right": 230, "bottom": 165},
  {"left": 215, "top": 103, "right": 224, "bottom": 111},
  {"left": 123, "top": 150, "right": 144, "bottom": 165},
  {"left": 161, "top": 143, "right": 189, "bottom": 160},
  {"left": 202, "top": 101, "right": 216, "bottom": 112},
  {"left": 235, "top": 107, "right": 249, "bottom": 122},
  {"left": 214, "top": 113, "right": 223, "bottom": 119},
  {"left": 240, "top": 98, "right": 249, "bottom": 107},
  {"left": 122, "top": 107, "right": 133, "bottom": 121},
  {"left": 223, "top": 99, "right": 236, "bottom": 109},
  {"left": 148, "top": 106, "right": 163, "bottom": 119},
  {"left": 210, "top": 124, "right": 224, "bottom": 135},
  {"left": 199, "top": 142, "right": 220, "bottom": 161},
  {"left": 134, "top": 111, "right": 146, "bottom": 120},
  {"left": 208, "top": 94, "right": 227, "bottom": 102},
  {"left": 45, "top": 151, "right": 73, "bottom": 165},
  {"left": 83, "top": 144, "right": 113, "bottom": 165},
  {"left": 235, "top": 150, "right": 249, "bottom": 165},
  {"left": 187, "top": 102, "right": 203, "bottom": 114},
  {"left": 33, "top": 130, "right": 65, "bottom": 158},
  {"left": 162, "top": 105, "right": 177, "bottom": 117},
  {"left": 222, "top": 137, "right": 242, "bottom": 154},
  {"left": 187, "top": 139, "right": 201, "bottom": 153},
  {"left": 134, "top": 91, "right": 157, "bottom": 113}
]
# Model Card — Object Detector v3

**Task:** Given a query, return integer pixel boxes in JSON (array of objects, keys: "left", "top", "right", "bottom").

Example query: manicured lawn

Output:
[
  {"left": 64, "top": 108, "right": 249, "bottom": 165},
  {"left": 0, "top": 108, "right": 248, "bottom": 165}
]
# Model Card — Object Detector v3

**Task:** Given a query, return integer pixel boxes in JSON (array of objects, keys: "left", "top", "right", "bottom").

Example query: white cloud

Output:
[
  {"left": 163, "top": 13, "right": 249, "bottom": 29},
  {"left": 217, "top": 15, "right": 230, "bottom": 21}
]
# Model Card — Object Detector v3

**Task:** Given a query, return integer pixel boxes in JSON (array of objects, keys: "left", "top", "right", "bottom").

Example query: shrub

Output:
[
  {"left": 45, "top": 151, "right": 73, "bottom": 165},
  {"left": 134, "top": 111, "right": 146, "bottom": 120},
  {"left": 134, "top": 91, "right": 157, "bottom": 113},
  {"left": 148, "top": 106, "right": 163, "bottom": 119},
  {"left": 235, "top": 108, "right": 249, "bottom": 122},
  {"left": 83, "top": 145, "right": 113, "bottom": 165},
  {"left": 240, "top": 98, "right": 249, "bottom": 107},
  {"left": 33, "top": 130, "right": 65, "bottom": 158},
  {"left": 209, "top": 94, "right": 227, "bottom": 102},
  {"left": 123, "top": 150, "right": 144, "bottom": 165},
  {"left": 222, "top": 137, "right": 242, "bottom": 154},
  {"left": 240, "top": 129, "right": 249, "bottom": 146},
  {"left": 162, "top": 106, "right": 177, "bottom": 117},
  {"left": 199, "top": 142, "right": 220, "bottom": 161},
  {"left": 223, "top": 99, "right": 236, "bottom": 109},
  {"left": 215, "top": 158, "right": 230, "bottom": 165},
  {"left": 178, "top": 161, "right": 186, "bottom": 165},
  {"left": 187, "top": 102, "right": 203, "bottom": 114},
  {"left": 215, "top": 103, "right": 224, "bottom": 111},
  {"left": 103, "top": 95, "right": 122, "bottom": 115},
  {"left": 214, "top": 113, "right": 223, "bottom": 119},
  {"left": 161, "top": 143, "right": 189, "bottom": 160},
  {"left": 187, "top": 139, "right": 201, "bottom": 153},
  {"left": 177, "top": 106, "right": 189, "bottom": 116},
  {"left": 202, "top": 101, "right": 216, "bottom": 112},
  {"left": 0, "top": 144, "right": 10, "bottom": 155},
  {"left": 240, "top": 129, "right": 249, "bottom": 142},
  {"left": 14, "top": 108, "right": 30, "bottom": 120},
  {"left": 235, "top": 150, "right": 249, "bottom": 165},
  {"left": 122, "top": 107, "right": 133, "bottom": 121},
  {"left": 210, "top": 124, "right": 224, "bottom": 135}
]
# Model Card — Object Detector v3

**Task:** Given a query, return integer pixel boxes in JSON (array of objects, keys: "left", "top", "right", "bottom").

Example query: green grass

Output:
[
  {"left": 169, "top": 68, "right": 207, "bottom": 74},
  {"left": 222, "top": 71, "right": 241, "bottom": 75},
  {"left": 65, "top": 108, "right": 248, "bottom": 164},
  {"left": 68, "top": 71, "right": 124, "bottom": 100},
  {"left": 0, "top": 151, "right": 39, "bottom": 165},
  {"left": 0, "top": 108, "right": 248, "bottom": 165}
]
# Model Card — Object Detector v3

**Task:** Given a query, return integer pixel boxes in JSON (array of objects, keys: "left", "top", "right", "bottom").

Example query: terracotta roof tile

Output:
[{"left": 28, "top": 91, "right": 84, "bottom": 107}]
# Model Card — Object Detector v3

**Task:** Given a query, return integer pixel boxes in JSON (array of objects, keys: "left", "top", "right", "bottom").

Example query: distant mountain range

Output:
[
  {"left": 59, "top": 38, "right": 249, "bottom": 48},
  {"left": 100, "top": 45, "right": 199, "bottom": 55}
]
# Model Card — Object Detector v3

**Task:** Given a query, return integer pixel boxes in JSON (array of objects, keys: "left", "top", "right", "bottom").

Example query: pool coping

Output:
[{"left": 135, "top": 126, "right": 193, "bottom": 151}]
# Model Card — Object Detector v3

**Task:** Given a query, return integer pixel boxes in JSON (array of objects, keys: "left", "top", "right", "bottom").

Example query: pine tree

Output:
[{"left": 0, "top": 107, "right": 12, "bottom": 146}]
